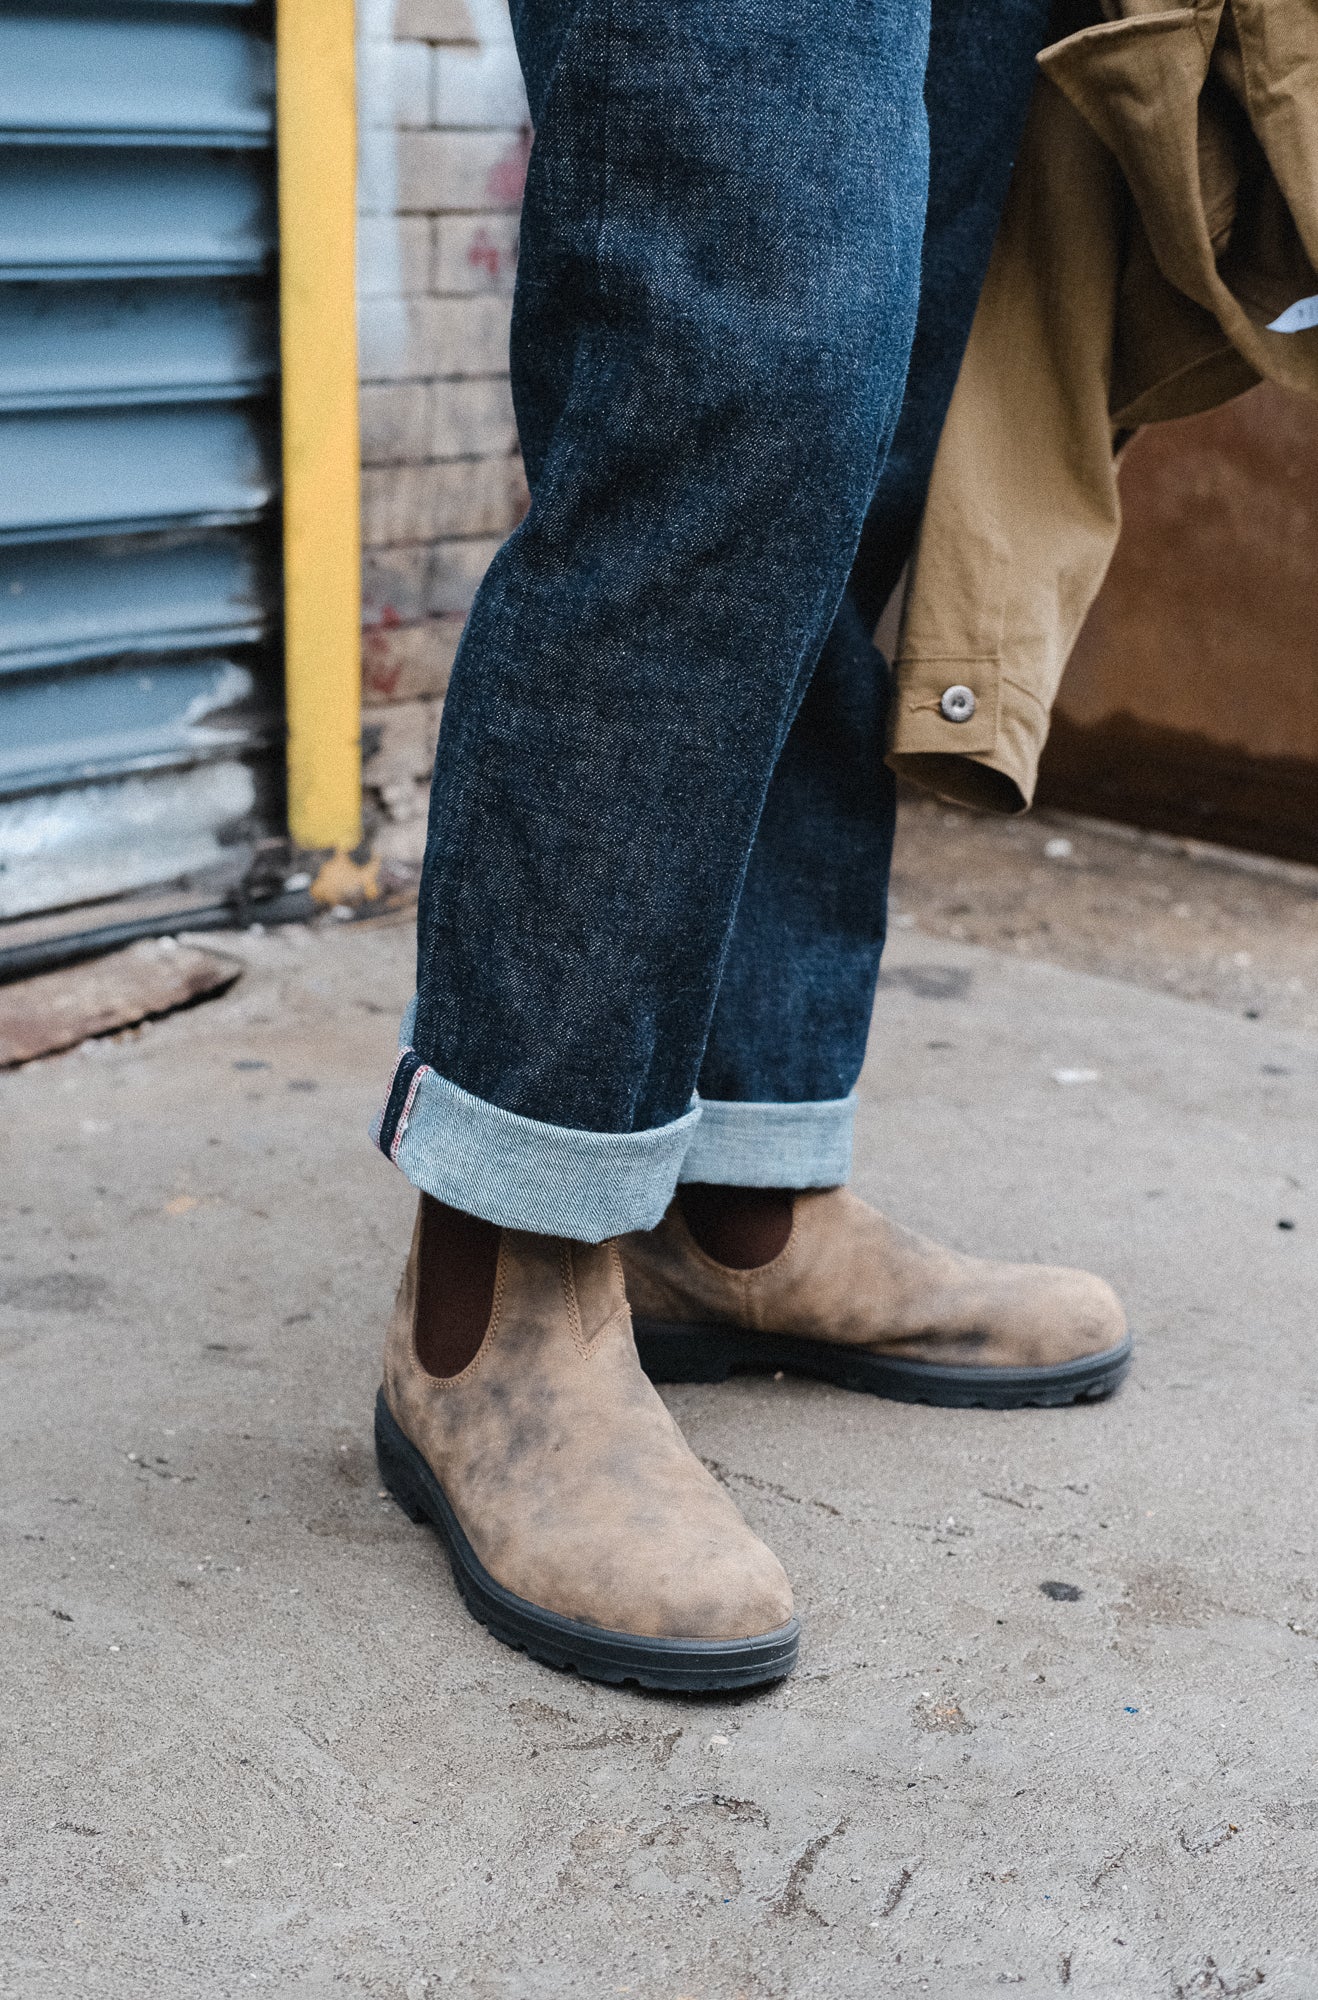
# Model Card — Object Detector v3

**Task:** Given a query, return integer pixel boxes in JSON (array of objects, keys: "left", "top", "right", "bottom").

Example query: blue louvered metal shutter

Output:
[{"left": 0, "top": 0, "right": 282, "bottom": 923}]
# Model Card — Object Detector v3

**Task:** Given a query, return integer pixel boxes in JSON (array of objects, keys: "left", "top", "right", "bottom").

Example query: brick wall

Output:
[{"left": 356, "top": 0, "right": 530, "bottom": 864}]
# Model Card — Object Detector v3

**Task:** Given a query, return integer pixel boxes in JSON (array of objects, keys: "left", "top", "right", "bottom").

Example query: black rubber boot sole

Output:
[
  {"left": 374, "top": 1389, "right": 800, "bottom": 1692},
  {"left": 632, "top": 1320, "right": 1133, "bottom": 1410}
]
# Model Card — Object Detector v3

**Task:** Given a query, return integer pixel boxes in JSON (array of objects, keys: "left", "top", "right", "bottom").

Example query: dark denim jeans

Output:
[{"left": 376, "top": 0, "right": 1053, "bottom": 1239}]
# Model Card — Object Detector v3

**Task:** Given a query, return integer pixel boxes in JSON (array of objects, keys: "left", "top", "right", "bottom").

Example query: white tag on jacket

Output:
[{"left": 1268, "top": 295, "right": 1318, "bottom": 333}]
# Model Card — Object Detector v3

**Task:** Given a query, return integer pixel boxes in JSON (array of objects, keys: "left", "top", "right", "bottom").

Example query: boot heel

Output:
[
  {"left": 632, "top": 1318, "right": 739, "bottom": 1384},
  {"left": 374, "top": 1389, "right": 432, "bottom": 1525}
]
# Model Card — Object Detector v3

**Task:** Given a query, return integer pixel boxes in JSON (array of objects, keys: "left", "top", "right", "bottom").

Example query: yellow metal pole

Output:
[{"left": 276, "top": 0, "right": 365, "bottom": 867}]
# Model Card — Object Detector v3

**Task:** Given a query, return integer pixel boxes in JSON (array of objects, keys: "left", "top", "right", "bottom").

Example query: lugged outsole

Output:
[
  {"left": 373, "top": 1389, "right": 800, "bottom": 1691},
  {"left": 632, "top": 1320, "right": 1133, "bottom": 1410}
]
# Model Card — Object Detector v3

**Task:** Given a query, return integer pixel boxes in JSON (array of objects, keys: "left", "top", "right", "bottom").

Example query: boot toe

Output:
[
  {"left": 1047, "top": 1268, "right": 1127, "bottom": 1360},
  {"left": 492, "top": 1506, "right": 794, "bottom": 1644},
  {"left": 603, "top": 1525, "right": 794, "bottom": 1643},
  {"left": 687, "top": 1536, "right": 795, "bottom": 1642},
  {"left": 975, "top": 1265, "right": 1127, "bottom": 1369}
]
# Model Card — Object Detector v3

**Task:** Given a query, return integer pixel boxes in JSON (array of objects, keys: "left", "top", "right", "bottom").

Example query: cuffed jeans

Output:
[{"left": 375, "top": 0, "right": 1053, "bottom": 1240}]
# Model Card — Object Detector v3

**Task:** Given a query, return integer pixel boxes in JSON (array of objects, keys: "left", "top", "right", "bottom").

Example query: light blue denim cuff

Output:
[
  {"left": 678, "top": 1091, "right": 855, "bottom": 1187},
  {"left": 373, "top": 998, "right": 699, "bottom": 1242}
]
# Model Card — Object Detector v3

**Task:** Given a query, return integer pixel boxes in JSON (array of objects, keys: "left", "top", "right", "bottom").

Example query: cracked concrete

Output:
[{"left": 3, "top": 843, "right": 1318, "bottom": 1998}]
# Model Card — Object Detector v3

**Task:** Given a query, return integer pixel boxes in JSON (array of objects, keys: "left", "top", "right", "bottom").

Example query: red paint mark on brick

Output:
[
  {"left": 486, "top": 128, "right": 532, "bottom": 208},
  {"left": 363, "top": 609, "right": 405, "bottom": 698},
  {"left": 364, "top": 661, "right": 403, "bottom": 700},
  {"left": 467, "top": 226, "right": 504, "bottom": 281}
]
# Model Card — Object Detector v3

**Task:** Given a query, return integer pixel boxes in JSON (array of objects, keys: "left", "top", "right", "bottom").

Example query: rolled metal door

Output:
[{"left": 0, "top": 0, "right": 282, "bottom": 923}]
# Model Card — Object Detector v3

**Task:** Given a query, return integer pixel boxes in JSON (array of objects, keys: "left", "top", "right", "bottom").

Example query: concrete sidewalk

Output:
[{"left": 3, "top": 905, "right": 1317, "bottom": 1999}]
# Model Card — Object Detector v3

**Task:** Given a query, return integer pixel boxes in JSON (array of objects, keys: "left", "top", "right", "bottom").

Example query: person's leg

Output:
[
  {"left": 377, "top": 0, "right": 932, "bottom": 1244},
  {"left": 374, "top": 0, "right": 934, "bottom": 1689},
  {"left": 683, "top": 594, "right": 896, "bottom": 1192},
  {"left": 622, "top": 0, "right": 1131, "bottom": 1410},
  {"left": 686, "top": 0, "right": 1058, "bottom": 1193}
]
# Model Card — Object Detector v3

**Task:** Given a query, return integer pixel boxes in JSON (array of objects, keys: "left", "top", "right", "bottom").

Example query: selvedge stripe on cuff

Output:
[
  {"left": 375, "top": 1046, "right": 430, "bottom": 1161},
  {"left": 371, "top": 996, "right": 702, "bottom": 1239}
]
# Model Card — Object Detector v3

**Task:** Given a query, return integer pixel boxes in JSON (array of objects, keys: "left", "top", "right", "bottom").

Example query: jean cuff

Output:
[
  {"left": 371, "top": 1002, "right": 700, "bottom": 1242},
  {"left": 678, "top": 1091, "right": 855, "bottom": 1188}
]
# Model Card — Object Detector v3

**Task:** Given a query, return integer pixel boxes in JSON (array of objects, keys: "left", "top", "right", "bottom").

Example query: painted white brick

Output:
[
  {"left": 364, "top": 544, "right": 432, "bottom": 623},
  {"left": 427, "top": 537, "right": 502, "bottom": 615},
  {"left": 428, "top": 378, "right": 518, "bottom": 459},
  {"left": 357, "top": 0, "right": 398, "bottom": 42},
  {"left": 357, "top": 0, "right": 522, "bottom": 729},
  {"left": 362, "top": 616, "right": 463, "bottom": 702},
  {"left": 357, "top": 214, "right": 432, "bottom": 298},
  {"left": 360, "top": 382, "right": 432, "bottom": 463},
  {"left": 394, "top": 0, "right": 477, "bottom": 41},
  {"left": 362, "top": 697, "right": 443, "bottom": 816},
  {"left": 397, "top": 127, "right": 529, "bottom": 212},
  {"left": 362, "top": 687, "right": 440, "bottom": 861},
  {"left": 358, "top": 37, "right": 431, "bottom": 127},
  {"left": 433, "top": 212, "right": 518, "bottom": 294},
  {"left": 432, "top": 43, "right": 528, "bottom": 128},
  {"left": 362, "top": 456, "right": 527, "bottom": 545},
  {"left": 357, "top": 126, "right": 404, "bottom": 216},
  {"left": 371, "top": 810, "right": 431, "bottom": 866},
  {"left": 359, "top": 294, "right": 512, "bottom": 381},
  {"left": 462, "top": 0, "right": 517, "bottom": 48},
  {"left": 365, "top": 538, "right": 503, "bottom": 622},
  {"left": 358, "top": 299, "right": 408, "bottom": 379},
  {"left": 362, "top": 379, "right": 516, "bottom": 462}
]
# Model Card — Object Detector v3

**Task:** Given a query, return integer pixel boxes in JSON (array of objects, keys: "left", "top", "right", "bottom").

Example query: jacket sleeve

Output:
[{"left": 887, "top": 73, "right": 1127, "bottom": 813}]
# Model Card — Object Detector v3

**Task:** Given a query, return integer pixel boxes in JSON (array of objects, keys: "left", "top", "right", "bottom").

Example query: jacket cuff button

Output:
[{"left": 939, "top": 684, "right": 977, "bottom": 723}]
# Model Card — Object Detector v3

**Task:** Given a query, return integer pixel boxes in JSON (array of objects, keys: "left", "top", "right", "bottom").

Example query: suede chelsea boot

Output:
[
  {"left": 620, "top": 1188, "right": 1131, "bottom": 1409},
  {"left": 375, "top": 1202, "right": 799, "bottom": 1691}
]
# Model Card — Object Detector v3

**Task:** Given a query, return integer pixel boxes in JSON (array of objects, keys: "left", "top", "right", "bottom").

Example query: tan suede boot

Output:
[
  {"left": 375, "top": 1203, "right": 798, "bottom": 1690},
  {"left": 620, "top": 1188, "right": 1130, "bottom": 1409}
]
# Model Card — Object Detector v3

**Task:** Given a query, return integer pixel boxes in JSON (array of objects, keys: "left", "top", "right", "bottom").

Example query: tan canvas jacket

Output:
[{"left": 888, "top": 0, "right": 1318, "bottom": 813}]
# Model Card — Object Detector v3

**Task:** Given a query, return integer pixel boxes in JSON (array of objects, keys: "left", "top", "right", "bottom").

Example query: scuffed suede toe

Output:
[{"left": 973, "top": 1266, "right": 1126, "bottom": 1370}]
